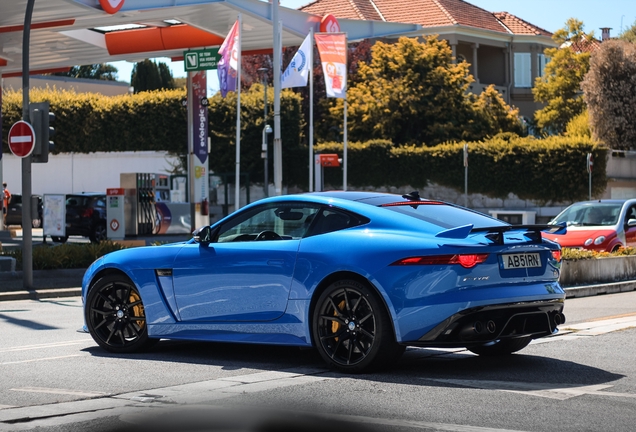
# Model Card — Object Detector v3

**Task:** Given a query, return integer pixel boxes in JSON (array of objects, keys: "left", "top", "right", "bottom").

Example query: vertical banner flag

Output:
[
  {"left": 315, "top": 33, "right": 347, "bottom": 98},
  {"left": 217, "top": 19, "right": 240, "bottom": 97},
  {"left": 281, "top": 33, "right": 312, "bottom": 89},
  {"left": 192, "top": 71, "right": 208, "bottom": 164}
]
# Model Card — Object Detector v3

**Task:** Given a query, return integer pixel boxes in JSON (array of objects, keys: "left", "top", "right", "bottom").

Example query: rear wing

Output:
[{"left": 436, "top": 223, "right": 567, "bottom": 245}]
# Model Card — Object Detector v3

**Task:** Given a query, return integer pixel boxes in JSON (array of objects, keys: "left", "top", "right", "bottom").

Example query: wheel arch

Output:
[
  {"left": 86, "top": 267, "right": 133, "bottom": 295},
  {"left": 308, "top": 270, "right": 398, "bottom": 347}
]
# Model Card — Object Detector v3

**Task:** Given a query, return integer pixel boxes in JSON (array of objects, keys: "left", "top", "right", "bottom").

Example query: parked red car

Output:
[{"left": 543, "top": 200, "right": 636, "bottom": 252}]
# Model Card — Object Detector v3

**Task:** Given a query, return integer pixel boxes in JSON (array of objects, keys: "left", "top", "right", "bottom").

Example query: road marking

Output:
[
  {"left": 0, "top": 354, "right": 82, "bottom": 366},
  {"left": 423, "top": 379, "right": 636, "bottom": 401},
  {"left": 0, "top": 340, "right": 92, "bottom": 353},
  {"left": 560, "top": 315, "right": 636, "bottom": 336},
  {"left": 10, "top": 387, "right": 107, "bottom": 398}
]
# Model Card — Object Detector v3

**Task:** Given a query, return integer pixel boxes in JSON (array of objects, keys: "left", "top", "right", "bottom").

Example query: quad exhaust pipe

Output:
[
  {"left": 553, "top": 313, "right": 565, "bottom": 326},
  {"left": 459, "top": 320, "right": 497, "bottom": 339}
]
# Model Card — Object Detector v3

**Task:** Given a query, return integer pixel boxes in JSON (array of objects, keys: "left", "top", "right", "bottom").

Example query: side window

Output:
[
  {"left": 217, "top": 203, "right": 320, "bottom": 242},
  {"left": 307, "top": 208, "right": 367, "bottom": 237},
  {"left": 627, "top": 206, "right": 636, "bottom": 224}
]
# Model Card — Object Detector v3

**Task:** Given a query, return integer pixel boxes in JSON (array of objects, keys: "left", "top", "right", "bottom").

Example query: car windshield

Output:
[
  {"left": 357, "top": 196, "right": 507, "bottom": 230},
  {"left": 551, "top": 202, "right": 622, "bottom": 226}
]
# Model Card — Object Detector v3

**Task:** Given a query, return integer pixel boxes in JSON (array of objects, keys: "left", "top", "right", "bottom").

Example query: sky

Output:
[{"left": 109, "top": 0, "right": 636, "bottom": 90}]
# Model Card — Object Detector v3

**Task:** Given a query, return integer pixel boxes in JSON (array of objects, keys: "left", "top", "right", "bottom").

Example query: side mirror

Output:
[
  {"left": 193, "top": 226, "right": 214, "bottom": 244},
  {"left": 628, "top": 219, "right": 636, "bottom": 227}
]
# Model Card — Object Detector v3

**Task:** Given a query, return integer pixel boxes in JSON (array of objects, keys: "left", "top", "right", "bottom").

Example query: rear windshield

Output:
[{"left": 358, "top": 196, "right": 507, "bottom": 230}]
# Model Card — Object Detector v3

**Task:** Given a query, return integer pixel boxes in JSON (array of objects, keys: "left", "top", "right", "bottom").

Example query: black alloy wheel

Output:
[
  {"left": 85, "top": 275, "right": 157, "bottom": 353},
  {"left": 312, "top": 279, "right": 404, "bottom": 373},
  {"left": 467, "top": 336, "right": 532, "bottom": 356}
]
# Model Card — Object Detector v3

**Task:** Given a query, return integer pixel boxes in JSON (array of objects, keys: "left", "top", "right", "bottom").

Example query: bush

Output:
[
  {"left": 1, "top": 241, "right": 127, "bottom": 270},
  {"left": 562, "top": 246, "right": 636, "bottom": 261}
]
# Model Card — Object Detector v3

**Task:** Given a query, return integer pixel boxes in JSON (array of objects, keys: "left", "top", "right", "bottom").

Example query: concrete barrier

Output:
[{"left": 560, "top": 255, "right": 636, "bottom": 287}]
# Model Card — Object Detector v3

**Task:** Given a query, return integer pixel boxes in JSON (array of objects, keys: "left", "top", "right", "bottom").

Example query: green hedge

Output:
[
  {"left": 1, "top": 86, "right": 304, "bottom": 183},
  {"left": 315, "top": 134, "right": 607, "bottom": 203},
  {"left": 2, "top": 88, "right": 606, "bottom": 202}
]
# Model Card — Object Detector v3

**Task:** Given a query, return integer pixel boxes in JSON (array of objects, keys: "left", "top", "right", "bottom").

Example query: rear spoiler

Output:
[{"left": 436, "top": 223, "right": 567, "bottom": 244}]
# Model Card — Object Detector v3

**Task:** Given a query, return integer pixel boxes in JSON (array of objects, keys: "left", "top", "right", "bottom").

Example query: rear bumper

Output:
[{"left": 409, "top": 299, "right": 564, "bottom": 347}]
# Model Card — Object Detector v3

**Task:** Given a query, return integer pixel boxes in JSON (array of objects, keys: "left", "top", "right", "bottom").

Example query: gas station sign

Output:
[{"left": 184, "top": 48, "right": 220, "bottom": 72}]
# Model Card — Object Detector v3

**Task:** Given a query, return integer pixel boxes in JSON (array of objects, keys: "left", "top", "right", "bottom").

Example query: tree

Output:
[
  {"left": 581, "top": 40, "right": 636, "bottom": 149},
  {"left": 131, "top": 59, "right": 175, "bottom": 93},
  {"left": 53, "top": 64, "right": 118, "bottom": 80},
  {"left": 323, "top": 36, "right": 481, "bottom": 146},
  {"left": 533, "top": 18, "right": 593, "bottom": 135},
  {"left": 619, "top": 20, "right": 636, "bottom": 43},
  {"left": 473, "top": 85, "right": 523, "bottom": 137}
]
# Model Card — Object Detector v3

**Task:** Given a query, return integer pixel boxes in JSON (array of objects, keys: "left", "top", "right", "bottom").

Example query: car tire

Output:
[
  {"left": 312, "top": 279, "right": 404, "bottom": 373},
  {"left": 89, "top": 223, "right": 107, "bottom": 243},
  {"left": 51, "top": 236, "right": 68, "bottom": 243},
  {"left": 467, "top": 336, "right": 532, "bottom": 356},
  {"left": 85, "top": 274, "right": 158, "bottom": 353}
]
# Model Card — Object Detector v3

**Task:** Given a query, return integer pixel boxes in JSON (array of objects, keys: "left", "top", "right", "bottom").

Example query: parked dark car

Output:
[
  {"left": 51, "top": 193, "right": 107, "bottom": 243},
  {"left": 5, "top": 194, "right": 43, "bottom": 228}
]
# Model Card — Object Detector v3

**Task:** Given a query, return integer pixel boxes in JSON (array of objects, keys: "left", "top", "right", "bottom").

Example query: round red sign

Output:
[
  {"left": 320, "top": 14, "right": 341, "bottom": 33},
  {"left": 8, "top": 120, "right": 36, "bottom": 158},
  {"left": 99, "top": 0, "right": 125, "bottom": 14}
]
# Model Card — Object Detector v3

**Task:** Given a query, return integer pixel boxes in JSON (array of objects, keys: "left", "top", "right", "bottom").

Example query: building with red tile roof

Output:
[{"left": 300, "top": 0, "right": 558, "bottom": 118}]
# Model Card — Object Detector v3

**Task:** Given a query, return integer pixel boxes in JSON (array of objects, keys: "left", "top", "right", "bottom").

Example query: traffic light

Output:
[{"left": 29, "top": 101, "right": 55, "bottom": 163}]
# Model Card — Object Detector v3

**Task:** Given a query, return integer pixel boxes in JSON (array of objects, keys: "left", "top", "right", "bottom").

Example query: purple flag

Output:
[{"left": 217, "top": 20, "right": 240, "bottom": 97}]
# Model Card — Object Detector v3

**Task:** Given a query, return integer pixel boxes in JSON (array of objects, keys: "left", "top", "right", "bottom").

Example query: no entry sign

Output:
[{"left": 8, "top": 120, "right": 36, "bottom": 158}]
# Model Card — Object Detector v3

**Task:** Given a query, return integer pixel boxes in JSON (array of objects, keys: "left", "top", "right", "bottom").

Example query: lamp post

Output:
[
  {"left": 262, "top": 124, "right": 272, "bottom": 196},
  {"left": 258, "top": 67, "right": 272, "bottom": 197}
]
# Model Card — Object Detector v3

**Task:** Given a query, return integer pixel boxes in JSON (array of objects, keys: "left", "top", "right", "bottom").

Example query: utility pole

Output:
[{"left": 21, "top": 0, "right": 35, "bottom": 288}]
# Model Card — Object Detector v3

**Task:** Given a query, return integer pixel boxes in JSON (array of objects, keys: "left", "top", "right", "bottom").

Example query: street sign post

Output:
[
  {"left": 184, "top": 48, "right": 220, "bottom": 72},
  {"left": 8, "top": 120, "right": 36, "bottom": 158}
]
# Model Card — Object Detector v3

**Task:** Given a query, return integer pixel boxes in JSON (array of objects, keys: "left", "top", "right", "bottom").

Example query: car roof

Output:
[{"left": 67, "top": 192, "right": 105, "bottom": 197}]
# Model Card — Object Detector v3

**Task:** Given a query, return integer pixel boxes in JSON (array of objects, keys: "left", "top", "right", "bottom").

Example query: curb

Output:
[
  {"left": 0, "top": 287, "right": 81, "bottom": 301},
  {"left": 564, "top": 280, "right": 636, "bottom": 298}
]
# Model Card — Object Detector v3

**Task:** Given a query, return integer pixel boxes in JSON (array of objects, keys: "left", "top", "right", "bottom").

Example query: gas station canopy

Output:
[{"left": 0, "top": 0, "right": 421, "bottom": 76}]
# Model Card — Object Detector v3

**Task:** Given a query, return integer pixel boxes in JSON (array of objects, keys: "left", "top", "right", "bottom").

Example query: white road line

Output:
[
  {"left": 10, "top": 387, "right": 107, "bottom": 398},
  {"left": 0, "top": 354, "right": 82, "bottom": 366},
  {"left": 423, "top": 378, "right": 636, "bottom": 401}
]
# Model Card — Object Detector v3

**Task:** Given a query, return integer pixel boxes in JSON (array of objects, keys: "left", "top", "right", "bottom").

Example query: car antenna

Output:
[{"left": 401, "top": 191, "right": 421, "bottom": 201}]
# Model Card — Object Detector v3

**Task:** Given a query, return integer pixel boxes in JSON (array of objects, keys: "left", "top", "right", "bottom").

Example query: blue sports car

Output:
[{"left": 82, "top": 191, "right": 566, "bottom": 373}]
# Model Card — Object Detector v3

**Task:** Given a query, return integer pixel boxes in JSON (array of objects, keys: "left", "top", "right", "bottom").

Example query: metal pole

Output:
[
  {"left": 343, "top": 99, "right": 347, "bottom": 191},
  {"left": 308, "top": 28, "right": 314, "bottom": 192},
  {"left": 187, "top": 73, "right": 196, "bottom": 232},
  {"left": 464, "top": 143, "right": 468, "bottom": 208},
  {"left": 261, "top": 69, "right": 268, "bottom": 197},
  {"left": 273, "top": 4, "right": 282, "bottom": 195},
  {"left": 21, "top": 0, "right": 35, "bottom": 289},
  {"left": 235, "top": 14, "right": 243, "bottom": 210}
]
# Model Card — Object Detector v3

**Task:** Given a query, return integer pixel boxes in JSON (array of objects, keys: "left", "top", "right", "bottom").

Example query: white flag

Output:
[{"left": 281, "top": 33, "right": 312, "bottom": 89}]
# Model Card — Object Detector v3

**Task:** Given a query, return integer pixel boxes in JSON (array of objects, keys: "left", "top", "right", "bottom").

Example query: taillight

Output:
[
  {"left": 551, "top": 250, "right": 561, "bottom": 262},
  {"left": 391, "top": 253, "right": 489, "bottom": 268},
  {"left": 80, "top": 208, "right": 94, "bottom": 218}
]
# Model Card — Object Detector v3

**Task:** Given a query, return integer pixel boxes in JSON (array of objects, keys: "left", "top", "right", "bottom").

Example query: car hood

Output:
[{"left": 543, "top": 226, "right": 616, "bottom": 246}]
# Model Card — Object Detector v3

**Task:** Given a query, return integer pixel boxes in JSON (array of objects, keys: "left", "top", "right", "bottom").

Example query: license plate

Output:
[{"left": 501, "top": 253, "right": 541, "bottom": 269}]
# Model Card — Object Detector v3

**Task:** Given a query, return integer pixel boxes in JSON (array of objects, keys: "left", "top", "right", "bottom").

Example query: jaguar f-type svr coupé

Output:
[{"left": 82, "top": 191, "right": 566, "bottom": 373}]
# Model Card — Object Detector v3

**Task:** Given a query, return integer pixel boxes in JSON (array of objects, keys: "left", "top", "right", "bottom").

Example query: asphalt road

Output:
[{"left": 0, "top": 292, "right": 635, "bottom": 431}]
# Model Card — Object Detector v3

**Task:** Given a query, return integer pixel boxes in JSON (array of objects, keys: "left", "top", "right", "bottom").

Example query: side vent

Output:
[{"left": 156, "top": 269, "right": 173, "bottom": 277}]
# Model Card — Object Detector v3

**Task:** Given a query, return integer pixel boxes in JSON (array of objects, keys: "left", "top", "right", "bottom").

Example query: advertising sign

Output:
[
  {"left": 43, "top": 194, "right": 66, "bottom": 238},
  {"left": 315, "top": 33, "right": 347, "bottom": 99},
  {"left": 184, "top": 48, "right": 220, "bottom": 72}
]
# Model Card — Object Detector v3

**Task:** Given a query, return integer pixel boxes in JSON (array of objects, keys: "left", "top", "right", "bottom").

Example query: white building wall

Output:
[{"left": 1, "top": 151, "right": 181, "bottom": 196}]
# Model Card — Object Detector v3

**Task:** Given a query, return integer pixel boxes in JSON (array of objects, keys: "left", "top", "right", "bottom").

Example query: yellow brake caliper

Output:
[
  {"left": 331, "top": 300, "right": 346, "bottom": 340},
  {"left": 129, "top": 292, "right": 145, "bottom": 329}
]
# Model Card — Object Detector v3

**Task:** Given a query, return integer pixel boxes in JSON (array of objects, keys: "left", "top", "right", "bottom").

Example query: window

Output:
[
  {"left": 217, "top": 203, "right": 320, "bottom": 242},
  {"left": 514, "top": 52, "right": 531, "bottom": 88},
  {"left": 538, "top": 53, "right": 549, "bottom": 78}
]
